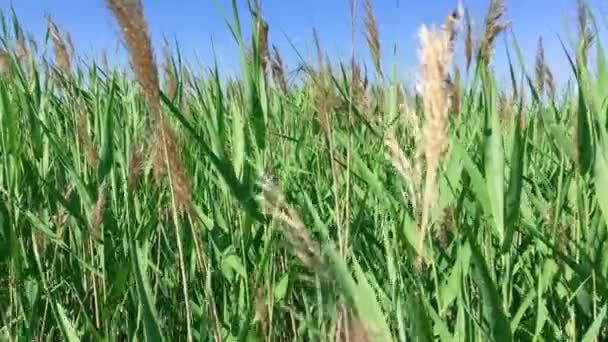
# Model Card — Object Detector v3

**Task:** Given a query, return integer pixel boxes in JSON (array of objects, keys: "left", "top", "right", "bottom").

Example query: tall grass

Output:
[{"left": 1, "top": 0, "right": 608, "bottom": 340}]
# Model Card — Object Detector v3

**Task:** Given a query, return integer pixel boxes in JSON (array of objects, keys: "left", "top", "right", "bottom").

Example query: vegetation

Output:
[{"left": 1, "top": 0, "right": 608, "bottom": 340}]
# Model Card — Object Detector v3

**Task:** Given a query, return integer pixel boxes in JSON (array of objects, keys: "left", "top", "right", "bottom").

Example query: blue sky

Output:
[{"left": 2, "top": 0, "right": 607, "bottom": 88}]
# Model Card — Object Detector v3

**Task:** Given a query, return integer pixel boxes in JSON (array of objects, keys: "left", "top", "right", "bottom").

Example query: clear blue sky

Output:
[{"left": 2, "top": 0, "right": 607, "bottom": 88}]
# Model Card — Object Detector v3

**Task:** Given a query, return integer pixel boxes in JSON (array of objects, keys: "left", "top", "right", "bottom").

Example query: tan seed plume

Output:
[
  {"left": 65, "top": 31, "right": 75, "bottom": 59},
  {"left": 181, "top": 65, "right": 192, "bottom": 89},
  {"left": 0, "top": 50, "right": 10, "bottom": 75},
  {"left": 258, "top": 178, "right": 323, "bottom": 271},
  {"left": 163, "top": 39, "right": 177, "bottom": 99},
  {"left": 545, "top": 65, "right": 556, "bottom": 99},
  {"left": 47, "top": 16, "right": 72, "bottom": 78},
  {"left": 15, "top": 31, "right": 28, "bottom": 62},
  {"left": 578, "top": 0, "right": 594, "bottom": 60},
  {"left": 416, "top": 8, "right": 459, "bottom": 261},
  {"left": 107, "top": 3, "right": 195, "bottom": 340},
  {"left": 364, "top": 0, "right": 382, "bottom": 78},
  {"left": 128, "top": 142, "right": 144, "bottom": 191},
  {"left": 108, "top": 0, "right": 193, "bottom": 212},
  {"left": 102, "top": 51, "right": 109, "bottom": 74},
  {"left": 107, "top": 0, "right": 161, "bottom": 120},
  {"left": 480, "top": 0, "right": 509, "bottom": 67},
  {"left": 535, "top": 37, "right": 546, "bottom": 96},
  {"left": 258, "top": 17, "right": 269, "bottom": 75},
  {"left": 76, "top": 105, "right": 98, "bottom": 171},
  {"left": 271, "top": 45, "right": 288, "bottom": 93},
  {"left": 89, "top": 182, "right": 107, "bottom": 239},
  {"left": 464, "top": 8, "right": 473, "bottom": 72}
]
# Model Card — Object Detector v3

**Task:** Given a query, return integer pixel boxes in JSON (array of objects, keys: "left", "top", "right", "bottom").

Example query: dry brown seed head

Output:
[
  {"left": 181, "top": 65, "right": 192, "bottom": 88},
  {"left": 464, "top": 7, "right": 474, "bottom": 72},
  {"left": 0, "top": 50, "right": 10, "bottom": 75},
  {"left": 271, "top": 45, "right": 288, "bottom": 93},
  {"left": 90, "top": 182, "right": 107, "bottom": 239},
  {"left": 255, "top": 288, "right": 268, "bottom": 338},
  {"left": 65, "top": 31, "right": 75, "bottom": 59},
  {"left": 257, "top": 18, "right": 269, "bottom": 75},
  {"left": 107, "top": 0, "right": 161, "bottom": 120},
  {"left": 545, "top": 65, "right": 556, "bottom": 99},
  {"left": 578, "top": 0, "right": 594, "bottom": 60},
  {"left": 444, "top": 6, "right": 462, "bottom": 48},
  {"left": 535, "top": 37, "right": 546, "bottom": 96},
  {"left": 258, "top": 179, "right": 323, "bottom": 270},
  {"left": 153, "top": 118, "right": 194, "bottom": 213},
  {"left": 102, "top": 51, "right": 109, "bottom": 73},
  {"left": 47, "top": 16, "right": 72, "bottom": 78},
  {"left": 128, "top": 142, "right": 144, "bottom": 191},
  {"left": 480, "top": 0, "right": 509, "bottom": 66},
  {"left": 15, "top": 31, "right": 28, "bottom": 61},
  {"left": 76, "top": 105, "right": 98, "bottom": 171},
  {"left": 364, "top": 0, "right": 382, "bottom": 77},
  {"left": 162, "top": 39, "right": 177, "bottom": 99},
  {"left": 313, "top": 27, "right": 325, "bottom": 74}
]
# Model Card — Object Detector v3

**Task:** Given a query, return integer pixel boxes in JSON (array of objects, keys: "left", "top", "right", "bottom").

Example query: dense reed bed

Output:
[{"left": 1, "top": 0, "right": 608, "bottom": 340}]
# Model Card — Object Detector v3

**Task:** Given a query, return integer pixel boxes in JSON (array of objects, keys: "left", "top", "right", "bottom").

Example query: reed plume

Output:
[
  {"left": 545, "top": 64, "right": 556, "bottom": 99},
  {"left": 181, "top": 65, "right": 192, "bottom": 89},
  {"left": 15, "top": 31, "right": 28, "bottom": 62},
  {"left": 0, "top": 49, "right": 10, "bottom": 75},
  {"left": 163, "top": 38, "right": 177, "bottom": 99},
  {"left": 248, "top": 0, "right": 269, "bottom": 75},
  {"left": 447, "top": 66, "right": 461, "bottom": 115},
  {"left": 76, "top": 104, "right": 98, "bottom": 171},
  {"left": 535, "top": 37, "right": 546, "bottom": 96},
  {"left": 364, "top": 0, "right": 382, "bottom": 78},
  {"left": 128, "top": 142, "right": 144, "bottom": 191},
  {"left": 258, "top": 178, "right": 323, "bottom": 271},
  {"left": 464, "top": 7, "right": 473, "bottom": 72},
  {"left": 258, "top": 17, "right": 269, "bottom": 75},
  {"left": 479, "top": 0, "right": 509, "bottom": 67},
  {"left": 271, "top": 45, "right": 288, "bottom": 93},
  {"left": 107, "top": 0, "right": 161, "bottom": 119},
  {"left": 65, "top": 31, "right": 75, "bottom": 59},
  {"left": 102, "top": 51, "right": 109, "bottom": 74},
  {"left": 578, "top": 0, "right": 594, "bottom": 60},
  {"left": 89, "top": 182, "right": 107, "bottom": 239},
  {"left": 107, "top": 3, "right": 195, "bottom": 340},
  {"left": 107, "top": 0, "right": 193, "bottom": 212},
  {"left": 47, "top": 16, "right": 72, "bottom": 77},
  {"left": 416, "top": 8, "right": 459, "bottom": 261}
]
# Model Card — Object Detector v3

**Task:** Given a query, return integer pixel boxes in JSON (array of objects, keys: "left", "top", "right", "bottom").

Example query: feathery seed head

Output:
[
  {"left": 0, "top": 49, "right": 10, "bottom": 75},
  {"left": 364, "top": 0, "right": 382, "bottom": 77},
  {"left": 480, "top": 0, "right": 509, "bottom": 67},
  {"left": 15, "top": 31, "right": 28, "bottom": 61},
  {"left": 89, "top": 182, "right": 107, "bottom": 238},
  {"left": 545, "top": 65, "right": 556, "bottom": 99},
  {"left": 258, "top": 17, "right": 269, "bottom": 75},
  {"left": 107, "top": 0, "right": 161, "bottom": 120},
  {"left": 128, "top": 142, "right": 144, "bottom": 191},
  {"left": 464, "top": 7, "right": 474, "bottom": 72},
  {"left": 578, "top": 0, "right": 594, "bottom": 60},
  {"left": 47, "top": 16, "right": 72, "bottom": 77},
  {"left": 76, "top": 105, "right": 98, "bottom": 171},
  {"left": 535, "top": 37, "right": 546, "bottom": 96},
  {"left": 271, "top": 45, "right": 288, "bottom": 93},
  {"left": 416, "top": 7, "right": 459, "bottom": 261},
  {"left": 163, "top": 39, "right": 177, "bottom": 99}
]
